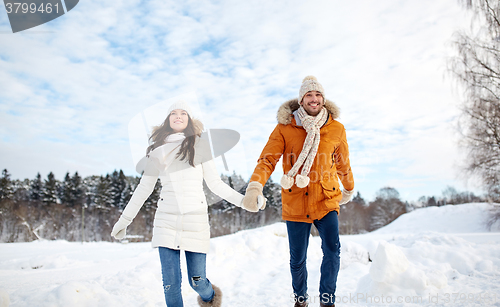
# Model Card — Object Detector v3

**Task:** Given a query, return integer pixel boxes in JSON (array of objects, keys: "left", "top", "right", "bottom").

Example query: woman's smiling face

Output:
[{"left": 169, "top": 109, "right": 189, "bottom": 133}]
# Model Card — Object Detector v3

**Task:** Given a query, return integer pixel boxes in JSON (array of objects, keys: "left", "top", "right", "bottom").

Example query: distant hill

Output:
[{"left": 373, "top": 203, "right": 499, "bottom": 234}]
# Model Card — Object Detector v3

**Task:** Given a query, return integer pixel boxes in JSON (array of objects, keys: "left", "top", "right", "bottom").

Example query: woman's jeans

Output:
[
  {"left": 158, "top": 247, "right": 214, "bottom": 307},
  {"left": 286, "top": 211, "right": 340, "bottom": 307}
]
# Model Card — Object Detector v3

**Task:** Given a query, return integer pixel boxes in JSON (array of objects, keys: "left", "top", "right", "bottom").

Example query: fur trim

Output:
[
  {"left": 192, "top": 118, "right": 204, "bottom": 136},
  {"left": 276, "top": 98, "right": 340, "bottom": 125},
  {"left": 197, "top": 285, "right": 222, "bottom": 307}
]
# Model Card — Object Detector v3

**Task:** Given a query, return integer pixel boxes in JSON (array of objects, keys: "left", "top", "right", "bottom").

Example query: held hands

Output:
[
  {"left": 111, "top": 215, "right": 132, "bottom": 240},
  {"left": 241, "top": 182, "right": 267, "bottom": 212},
  {"left": 340, "top": 189, "right": 355, "bottom": 205}
]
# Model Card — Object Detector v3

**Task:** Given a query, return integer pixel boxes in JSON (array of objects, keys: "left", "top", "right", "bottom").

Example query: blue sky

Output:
[{"left": 0, "top": 0, "right": 477, "bottom": 201}]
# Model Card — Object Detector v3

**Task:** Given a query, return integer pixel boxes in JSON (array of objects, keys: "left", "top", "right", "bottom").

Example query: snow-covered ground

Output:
[{"left": 1, "top": 203, "right": 499, "bottom": 307}]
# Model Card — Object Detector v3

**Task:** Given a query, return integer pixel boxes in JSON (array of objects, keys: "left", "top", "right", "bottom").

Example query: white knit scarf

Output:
[
  {"left": 148, "top": 133, "right": 185, "bottom": 172},
  {"left": 281, "top": 106, "right": 328, "bottom": 189}
]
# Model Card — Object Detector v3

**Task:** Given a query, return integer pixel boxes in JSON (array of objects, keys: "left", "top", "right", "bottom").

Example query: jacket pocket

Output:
[
  {"left": 281, "top": 187, "right": 305, "bottom": 216},
  {"left": 320, "top": 174, "right": 340, "bottom": 200},
  {"left": 283, "top": 146, "right": 296, "bottom": 169}
]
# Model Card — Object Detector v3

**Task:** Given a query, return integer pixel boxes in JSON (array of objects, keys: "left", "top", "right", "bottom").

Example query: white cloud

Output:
[{"left": 0, "top": 0, "right": 478, "bottom": 200}]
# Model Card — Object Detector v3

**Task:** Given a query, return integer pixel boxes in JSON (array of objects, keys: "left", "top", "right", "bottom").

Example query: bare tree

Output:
[
  {"left": 339, "top": 192, "right": 370, "bottom": 234},
  {"left": 369, "top": 187, "right": 407, "bottom": 231},
  {"left": 449, "top": 0, "right": 500, "bottom": 200}
]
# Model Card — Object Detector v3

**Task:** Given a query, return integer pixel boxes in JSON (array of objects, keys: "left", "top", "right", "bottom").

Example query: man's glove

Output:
[
  {"left": 242, "top": 182, "right": 267, "bottom": 212},
  {"left": 340, "top": 189, "right": 355, "bottom": 205},
  {"left": 111, "top": 215, "right": 132, "bottom": 240}
]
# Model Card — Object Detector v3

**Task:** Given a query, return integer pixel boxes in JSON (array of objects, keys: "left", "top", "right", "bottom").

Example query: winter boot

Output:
[
  {"left": 294, "top": 301, "right": 308, "bottom": 307},
  {"left": 197, "top": 284, "right": 222, "bottom": 307},
  {"left": 320, "top": 303, "right": 335, "bottom": 307}
]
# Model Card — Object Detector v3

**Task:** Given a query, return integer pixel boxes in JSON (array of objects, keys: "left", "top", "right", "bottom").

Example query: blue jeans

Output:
[
  {"left": 158, "top": 247, "right": 215, "bottom": 307},
  {"left": 286, "top": 211, "right": 340, "bottom": 306}
]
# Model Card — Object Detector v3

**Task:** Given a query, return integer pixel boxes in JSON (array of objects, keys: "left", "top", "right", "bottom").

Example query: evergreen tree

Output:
[
  {"left": 109, "top": 170, "right": 127, "bottom": 208},
  {"left": 71, "top": 172, "right": 85, "bottom": 206},
  {"left": 262, "top": 177, "right": 281, "bottom": 208},
  {"left": 59, "top": 172, "right": 73, "bottom": 205},
  {"left": 83, "top": 175, "right": 100, "bottom": 207},
  {"left": 0, "top": 169, "right": 14, "bottom": 200},
  {"left": 42, "top": 172, "right": 59, "bottom": 204},
  {"left": 58, "top": 171, "right": 85, "bottom": 206},
  {"left": 0, "top": 169, "right": 13, "bottom": 200},
  {"left": 121, "top": 175, "right": 139, "bottom": 209},
  {"left": 94, "top": 175, "right": 113, "bottom": 208},
  {"left": 30, "top": 173, "right": 43, "bottom": 201},
  {"left": 12, "top": 178, "right": 31, "bottom": 201},
  {"left": 352, "top": 191, "right": 366, "bottom": 206}
]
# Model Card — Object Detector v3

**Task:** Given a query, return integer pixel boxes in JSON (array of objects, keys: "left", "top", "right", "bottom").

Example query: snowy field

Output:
[{"left": 1, "top": 203, "right": 499, "bottom": 307}]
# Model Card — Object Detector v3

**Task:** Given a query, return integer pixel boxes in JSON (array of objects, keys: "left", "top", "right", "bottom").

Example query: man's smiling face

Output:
[{"left": 300, "top": 90, "right": 324, "bottom": 116}]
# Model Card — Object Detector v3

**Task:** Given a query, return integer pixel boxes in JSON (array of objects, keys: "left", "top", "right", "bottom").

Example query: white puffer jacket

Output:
[{"left": 121, "top": 134, "right": 244, "bottom": 254}]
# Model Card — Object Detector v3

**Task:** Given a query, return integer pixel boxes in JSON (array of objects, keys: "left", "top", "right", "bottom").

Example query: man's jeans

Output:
[
  {"left": 158, "top": 247, "right": 214, "bottom": 307},
  {"left": 286, "top": 211, "right": 340, "bottom": 306}
]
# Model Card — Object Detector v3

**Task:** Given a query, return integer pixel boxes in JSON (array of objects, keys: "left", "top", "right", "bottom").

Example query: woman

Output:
[{"left": 111, "top": 101, "right": 260, "bottom": 307}]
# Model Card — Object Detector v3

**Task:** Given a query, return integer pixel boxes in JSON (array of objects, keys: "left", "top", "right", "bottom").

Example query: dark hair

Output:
[{"left": 146, "top": 113, "right": 197, "bottom": 167}]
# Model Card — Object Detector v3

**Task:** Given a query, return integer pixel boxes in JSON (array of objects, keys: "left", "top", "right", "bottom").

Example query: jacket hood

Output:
[{"left": 276, "top": 98, "right": 340, "bottom": 125}]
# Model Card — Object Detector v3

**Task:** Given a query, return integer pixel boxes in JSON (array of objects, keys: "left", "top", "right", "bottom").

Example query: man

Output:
[{"left": 242, "top": 76, "right": 355, "bottom": 307}]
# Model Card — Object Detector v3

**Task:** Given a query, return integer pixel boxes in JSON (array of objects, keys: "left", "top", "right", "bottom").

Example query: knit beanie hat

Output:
[
  {"left": 167, "top": 100, "right": 193, "bottom": 118},
  {"left": 298, "top": 76, "right": 325, "bottom": 103}
]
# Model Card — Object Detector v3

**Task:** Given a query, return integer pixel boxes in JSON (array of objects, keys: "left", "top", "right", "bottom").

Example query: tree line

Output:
[
  {"left": 0, "top": 169, "right": 485, "bottom": 242},
  {"left": 0, "top": 168, "right": 283, "bottom": 243}
]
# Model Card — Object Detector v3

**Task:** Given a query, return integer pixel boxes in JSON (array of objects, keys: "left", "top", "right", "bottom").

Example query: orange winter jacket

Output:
[{"left": 250, "top": 98, "right": 354, "bottom": 223}]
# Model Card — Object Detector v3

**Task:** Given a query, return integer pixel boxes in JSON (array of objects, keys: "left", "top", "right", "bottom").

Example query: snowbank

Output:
[
  {"left": 346, "top": 203, "right": 500, "bottom": 306},
  {"left": 373, "top": 203, "right": 498, "bottom": 234},
  {"left": 0, "top": 203, "right": 499, "bottom": 306}
]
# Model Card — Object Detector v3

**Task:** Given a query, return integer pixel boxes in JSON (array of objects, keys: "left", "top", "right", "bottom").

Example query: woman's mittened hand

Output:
[{"left": 111, "top": 215, "right": 132, "bottom": 240}]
